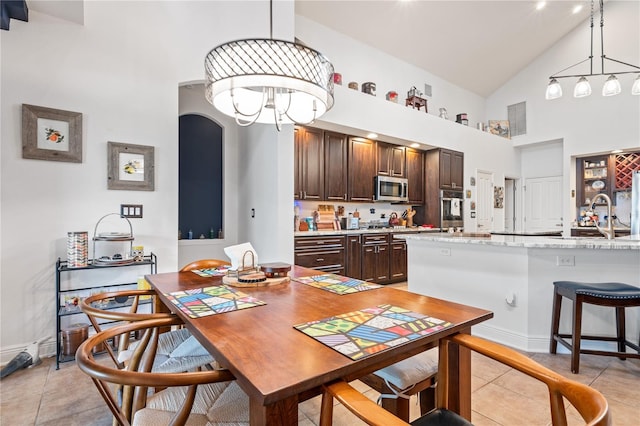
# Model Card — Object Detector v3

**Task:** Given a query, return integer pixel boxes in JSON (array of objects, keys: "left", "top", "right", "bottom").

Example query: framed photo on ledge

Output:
[
  {"left": 107, "top": 142, "right": 155, "bottom": 191},
  {"left": 488, "top": 120, "right": 510, "bottom": 139},
  {"left": 22, "top": 104, "right": 83, "bottom": 163}
]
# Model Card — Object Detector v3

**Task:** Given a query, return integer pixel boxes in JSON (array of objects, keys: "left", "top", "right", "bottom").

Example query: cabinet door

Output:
[
  {"left": 377, "top": 142, "right": 405, "bottom": 177},
  {"left": 376, "top": 244, "right": 390, "bottom": 282},
  {"left": 348, "top": 137, "right": 376, "bottom": 201},
  {"left": 406, "top": 147, "right": 424, "bottom": 204},
  {"left": 451, "top": 150, "right": 464, "bottom": 189},
  {"left": 346, "top": 234, "right": 362, "bottom": 279},
  {"left": 294, "top": 128, "right": 301, "bottom": 200},
  {"left": 297, "top": 127, "right": 324, "bottom": 200},
  {"left": 389, "top": 145, "right": 405, "bottom": 177},
  {"left": 324, "top": 131, "right": 348, "bottom": 201},
  {"left": 576, "top": 155, "right": 612, "bottom": 207},
  {"left": 390, "top": 240, "right": 407, "bottom": 281},
  {"left": 439, "top": 149, "right": 453, "bottom": 189},
  {"left": 361, "top": 244, "right": 377, "bottom": 282}
]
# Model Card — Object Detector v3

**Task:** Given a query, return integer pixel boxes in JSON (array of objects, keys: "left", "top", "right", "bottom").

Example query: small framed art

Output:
[
  {"left": 22, "top": 104, "right": 83, "bottom": 163},
  {"left": 107, "top": 142, "right": 155, "bottom": 191}
]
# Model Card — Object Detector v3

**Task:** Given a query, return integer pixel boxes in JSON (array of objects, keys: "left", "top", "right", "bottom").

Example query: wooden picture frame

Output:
[
  {"left": 22, "top": 104, "right": 83, "bottom": 163},
  {"left": 107, "top": 142, "right": 155, "bottom": 191}
]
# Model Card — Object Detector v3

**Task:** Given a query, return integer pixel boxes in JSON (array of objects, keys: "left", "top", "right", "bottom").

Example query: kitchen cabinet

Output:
[
  {"left": 576, "top": 154, "right": 612, "bottom": 207},
  {"left": 345, "top": 234, "right": 362, "bottom": 279},
  {"left": 418, "top": 148, "right": 465, "bottom": 227},
  {"left": 324, "top": 131, "right": 349, "bottom": 201},
  {"left": 348, "top": 137, "right": 376, "bottom": 202},
  {"left": 294, "top": 126, "right": 324, "bottom": 200},
  {"left": 571, "top": 228, "right": 631, "bottom": 237},
  {"left": 405, "top": 147, "right": 424, "bottom": 204},
  {"left": 361, "top": 234, "right": 389, "bottom": 283},
  {"left": 294, "top": 235, "right": 346, "bottom": 275},
  {"left": 389, "top": 236, "right": 407, "bottom": 281},
  {"left": 439, "top": 148, "right": 464, "bottom": 190},
  {"left": 376, "top": 142, "right": 405, "bottom": 177}
]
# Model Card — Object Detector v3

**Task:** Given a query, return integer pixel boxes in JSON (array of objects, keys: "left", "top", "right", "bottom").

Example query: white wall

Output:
[{"left": 0, "top": 0, "right": 295, "bottom": 362}]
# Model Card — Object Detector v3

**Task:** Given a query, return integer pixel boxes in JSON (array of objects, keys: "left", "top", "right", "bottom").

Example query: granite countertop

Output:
[
  {"left": 397, "top": 232, "right": 640, "bottom": 250},
  {"left": 294, "top": 227, "right": 441, "bottom": 237}
]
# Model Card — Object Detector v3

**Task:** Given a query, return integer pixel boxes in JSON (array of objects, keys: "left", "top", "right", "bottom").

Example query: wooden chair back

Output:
[
  {"left": 320, "top": 333, "right": 611, "bottom": 426},
  {"left": 76, "top": 317, "right": 236, "bottom": 426},
  {"left": 179, "top": 259, "right": 230, "bottom": 272}
]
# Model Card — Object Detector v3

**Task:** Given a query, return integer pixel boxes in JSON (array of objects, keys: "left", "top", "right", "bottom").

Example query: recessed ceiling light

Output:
[
  {"left": 410, "top": 143, "right": 420, "bottom": 148},
  {"left": 572, "top": 4, "right": 583, "bottom": 14},
  {"left": 367, "top": 133, "right": 378, "bottom": 139},
  {"left": 536, "top": 1, "right": 546, "bottom": 11}
]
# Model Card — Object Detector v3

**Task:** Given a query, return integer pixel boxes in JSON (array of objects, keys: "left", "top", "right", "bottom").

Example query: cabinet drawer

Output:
[
  {"left": 362, "top": 234, "right": 389, "bottom": 245},
  {"left": 294, "top": 249, "right": 345, "bottom": 269},
  {"left": 295, "top": 236, "right": 345, "bottom": 250}
]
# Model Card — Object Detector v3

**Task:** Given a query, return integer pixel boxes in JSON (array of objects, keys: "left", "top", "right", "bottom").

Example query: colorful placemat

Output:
[
  {"left": 190, "top": 266, "right": 231, "bottom": 277},
  {"left": 292, "top": 274, "right": 382, "bottom": 295},
  {"left": 164, "top": 285, "right": 265, "bottom": 318},
  {"left": 294, "top": 304, "right": 454, "bottom": 360}
]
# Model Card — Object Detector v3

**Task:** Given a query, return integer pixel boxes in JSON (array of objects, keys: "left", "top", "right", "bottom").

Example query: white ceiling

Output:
[{"left": 296, "top": 0, "right": 593, "bottom": 97}]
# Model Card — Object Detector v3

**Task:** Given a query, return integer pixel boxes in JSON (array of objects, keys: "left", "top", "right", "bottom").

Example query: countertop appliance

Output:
[
  {"left": 340, "top": 217, "right": 360, "bottom": 230},
  {"left": 374, "top": 175, "right": 408, "bottom": 203}
]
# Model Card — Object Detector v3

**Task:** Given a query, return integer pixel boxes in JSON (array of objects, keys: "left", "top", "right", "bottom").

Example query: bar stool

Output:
[{"left": 550, "top": 281, "right": 640, "bottom": 373}]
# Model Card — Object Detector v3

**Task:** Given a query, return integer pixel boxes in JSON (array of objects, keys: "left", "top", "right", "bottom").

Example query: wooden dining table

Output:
[{"left": 146, "top": 265, "right": 493, "bottom": 425}]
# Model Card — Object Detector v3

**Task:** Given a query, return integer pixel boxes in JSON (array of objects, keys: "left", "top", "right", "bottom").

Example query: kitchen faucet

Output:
[{"left": 591, "top": 193, "right": 615, "bottom": 240}]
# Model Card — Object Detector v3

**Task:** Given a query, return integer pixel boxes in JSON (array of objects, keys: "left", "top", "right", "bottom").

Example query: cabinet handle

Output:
[
  {"left": 343, "top": 194, "right": 347, "bottom": 200},
  {"left": 316, "top": 258, "right": 324, "bottom": 262},
  {"left": 303, "top": 191, "right": 307, "bottom": 199}
]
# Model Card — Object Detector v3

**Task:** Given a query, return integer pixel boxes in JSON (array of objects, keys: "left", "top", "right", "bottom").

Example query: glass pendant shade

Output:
[
  {"left": 573, "top": 77, "right": 592, "bottom": 98},
  {"left": 602, "top": 75, "right": 621, "bottom": 96},
  {"left": 205, "top": 39, "right": 334, "bottom": 128},
  {"left": 632, "top": 75, "right": 640, "bottom": 95},
  {"left": 545, "top": 78, "right": 562, "bottom": 100}
]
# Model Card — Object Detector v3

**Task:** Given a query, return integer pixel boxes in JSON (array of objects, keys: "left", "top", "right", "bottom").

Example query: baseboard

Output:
[{"left": 1, "top": 340, "right": 57, "bottom": 368}]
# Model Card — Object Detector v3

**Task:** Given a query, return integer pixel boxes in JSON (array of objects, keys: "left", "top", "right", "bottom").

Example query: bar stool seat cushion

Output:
[
  {"left": 412, "top": 408, "right": 474, "bottom": 426},
  {"left": 555, "top": 281, "right": 640, "bottom": 299},
  {"left": 373, "top": 350, "right": 438, "bottom": 391}
]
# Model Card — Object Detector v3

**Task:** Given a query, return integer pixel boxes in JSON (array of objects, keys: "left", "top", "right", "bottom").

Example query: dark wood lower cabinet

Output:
[
  {"left": 390, "top": 239, "right": 407, "bottom": 281},
  {"left": 294, "top": 236, "right": 346, "bottom": 275},
  {"left": 346, "top": 234, "right": 362, "bottom": 279},
  {"left": 361, "top": 234, "right": 390, "bottom": 283}
]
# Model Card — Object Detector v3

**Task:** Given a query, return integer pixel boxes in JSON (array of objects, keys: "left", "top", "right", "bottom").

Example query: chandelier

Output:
[
  {"left": 545, "top": 0, "right": 640, "bottom": 100},
  {"left": 204, "top": 1, "right": 334, "bottom": 130}
]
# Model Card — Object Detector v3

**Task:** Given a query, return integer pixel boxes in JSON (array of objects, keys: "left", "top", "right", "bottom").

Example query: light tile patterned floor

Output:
[{"left": 2, "top": 282, "right": 638, "bottom": 425}]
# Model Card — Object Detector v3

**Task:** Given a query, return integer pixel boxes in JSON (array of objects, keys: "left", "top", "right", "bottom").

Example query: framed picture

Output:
[
  {"left": 107, "top": 142, "right": 155, "bottom": 191},
  {"left": 22, "top": 104, "right": 83, "bottom": 163},
  {"left": 494, "top": 186, "right": 504, "bottom": 208},
  {"left": 488, "top": 120, "right": 510, "bottom": 139}
]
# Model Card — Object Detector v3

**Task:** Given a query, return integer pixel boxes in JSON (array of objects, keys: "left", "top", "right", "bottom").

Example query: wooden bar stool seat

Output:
[
  {"left": 550, "top": 280, "right": 640, "bottom": 373},
  {"left": 359, "top": 350, "right": 437, "bottom": 422}
]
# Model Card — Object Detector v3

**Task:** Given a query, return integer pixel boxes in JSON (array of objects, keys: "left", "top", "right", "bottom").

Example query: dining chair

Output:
[
  {"left": 179, "top": 258, "right": 230, "bottom": 272},
  {"left": 320, "top": 334, "right": 611, "bottom": 426},
  {"left": 80, "top": 289, "right": 214, "bottom": 373},
  {"left": 76, "top": 317, "right": 249, "bottom": 426}
]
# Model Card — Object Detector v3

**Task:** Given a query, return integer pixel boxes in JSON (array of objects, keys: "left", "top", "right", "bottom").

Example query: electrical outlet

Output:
[
  {"left": 439, "top": 248, "right": 451, "bottom": 256},
  {"left": 121, "top": 204, "right": 143, "bottom": 218},
  {"left": 556, "top": 255, "right": 575, "bottom": 266}
]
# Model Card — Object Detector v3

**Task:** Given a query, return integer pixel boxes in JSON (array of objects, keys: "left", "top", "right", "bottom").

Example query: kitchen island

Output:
[{"left": 397, "top": 233, "right": 640, "bottom": 353}]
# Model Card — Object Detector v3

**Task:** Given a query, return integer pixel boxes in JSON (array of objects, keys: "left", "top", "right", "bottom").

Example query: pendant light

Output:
[
  {"left": 204, "top": 0, "right": 334, "bottom": 130},
  {"left": 545, "top": 0, "right": 640, "bottom": 99}
]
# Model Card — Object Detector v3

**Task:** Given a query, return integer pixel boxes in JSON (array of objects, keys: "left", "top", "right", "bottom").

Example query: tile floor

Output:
[{"left": 2, "top": 283, "right": 639, "bottom": 425}]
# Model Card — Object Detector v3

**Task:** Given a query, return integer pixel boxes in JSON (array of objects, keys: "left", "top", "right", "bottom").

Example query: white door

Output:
[
  {"left": 476, "top": 171, "right": 493, "bottom": 232},
  {"left": 524, "top": 176, "right": 563, "bottom": 231},
  {"left": 504, "top": 178, "right": 515, "bottom": 232}
]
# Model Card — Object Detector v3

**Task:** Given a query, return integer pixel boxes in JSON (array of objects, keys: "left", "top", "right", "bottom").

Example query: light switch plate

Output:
[{"left": 121, "top": 204, "right": 143, "bottom": 218}]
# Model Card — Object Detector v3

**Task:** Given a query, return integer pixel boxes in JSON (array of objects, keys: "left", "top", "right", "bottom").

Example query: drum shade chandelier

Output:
[
  {"left": 204, "top": 1, "right": 334, "bottom": 130},
  {"left": 545, "top": 0, "right": 640, "bottom": 100}
]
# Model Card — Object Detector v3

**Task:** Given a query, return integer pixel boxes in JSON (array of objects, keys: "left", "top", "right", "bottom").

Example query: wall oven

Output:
[
  {"left": 374, "top": 176, "right": 408, "bottom": 203},
  {"left": 441, "top": 190, "right": 464, "bottom": 230}
]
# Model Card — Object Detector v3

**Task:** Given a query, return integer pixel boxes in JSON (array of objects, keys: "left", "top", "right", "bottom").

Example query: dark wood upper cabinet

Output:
[
  {"left": 294, "top": 126, "right": 324, "bottom": 200},
  {"left": 324, "top": 131, "right": 348, "bottom": 201},
  {"left": 377, "top": 142, "right": 405, "bottom": 177},
  {"left": 405, "top": 147, "right": 424, "bottom": 204},
  {"left": 348, "top": 137, "right": 376, "bottom": 202},
  {"left": 439, "top": 148, "right": 464, "bottom": 190}
]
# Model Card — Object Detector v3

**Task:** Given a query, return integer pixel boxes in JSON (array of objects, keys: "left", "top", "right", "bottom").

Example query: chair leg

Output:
[
  {"left": 616, "top": 307, "right": 627, "bottom": 360},
  {"left": 550, "top": 288, "right": 563, "bottom": 354},
  {"left": 380, "top": 397, "right": 410, "bottom": 423},
  {"left": 419, "top": 385, "right": 436, "bottom": 415},
  {"left": 571, "top": 297, "right": 583, "bottom": 374}
]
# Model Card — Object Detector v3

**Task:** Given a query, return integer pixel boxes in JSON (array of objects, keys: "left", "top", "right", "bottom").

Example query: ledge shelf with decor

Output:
[{"left": 55, "top": 253, "right": 157, "bottom": 369}]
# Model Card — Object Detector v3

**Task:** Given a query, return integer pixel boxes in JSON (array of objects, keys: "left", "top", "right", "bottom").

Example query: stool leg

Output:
[
  {"left": 549, "top": 289, "right": 563, "bottom": 354},
  {"left": 571, "top": 296, "right": 583, "bottom": 374},
  {"left": 616, "top": 307, "right": 627, "bottom": 360},
  {"left": 419, "top": 385, "right": 436, "bottom": 415},
  {"left": 380, "top": 397, "right": 409, "bottom": 423}
]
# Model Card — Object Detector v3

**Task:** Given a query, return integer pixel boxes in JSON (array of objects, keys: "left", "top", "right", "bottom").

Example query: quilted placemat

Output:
[
  {"left": 294, "top": 304, "right": 453, "bottom": 360},
  {"left": 292, "top": 274, "right": 382, "bottom": 295},
  {"left": 165, "top": 285, "right": 265, "bottom": 318}
]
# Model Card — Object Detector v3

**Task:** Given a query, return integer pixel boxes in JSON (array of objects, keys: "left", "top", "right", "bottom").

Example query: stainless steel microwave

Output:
[{"left": 374, "top": 175, "right": 408, "bottom": 202}]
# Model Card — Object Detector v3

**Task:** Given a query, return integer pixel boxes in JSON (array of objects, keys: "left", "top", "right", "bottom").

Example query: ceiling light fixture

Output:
[
  {"left": 545, "top": 0, "right": 640, "bottom": 100},
  {"left": 536, "top": 2, "right": 546, "bottom": 11},
  {"left": 204, "top": 0, "right": 334, "bottom": 130}
]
